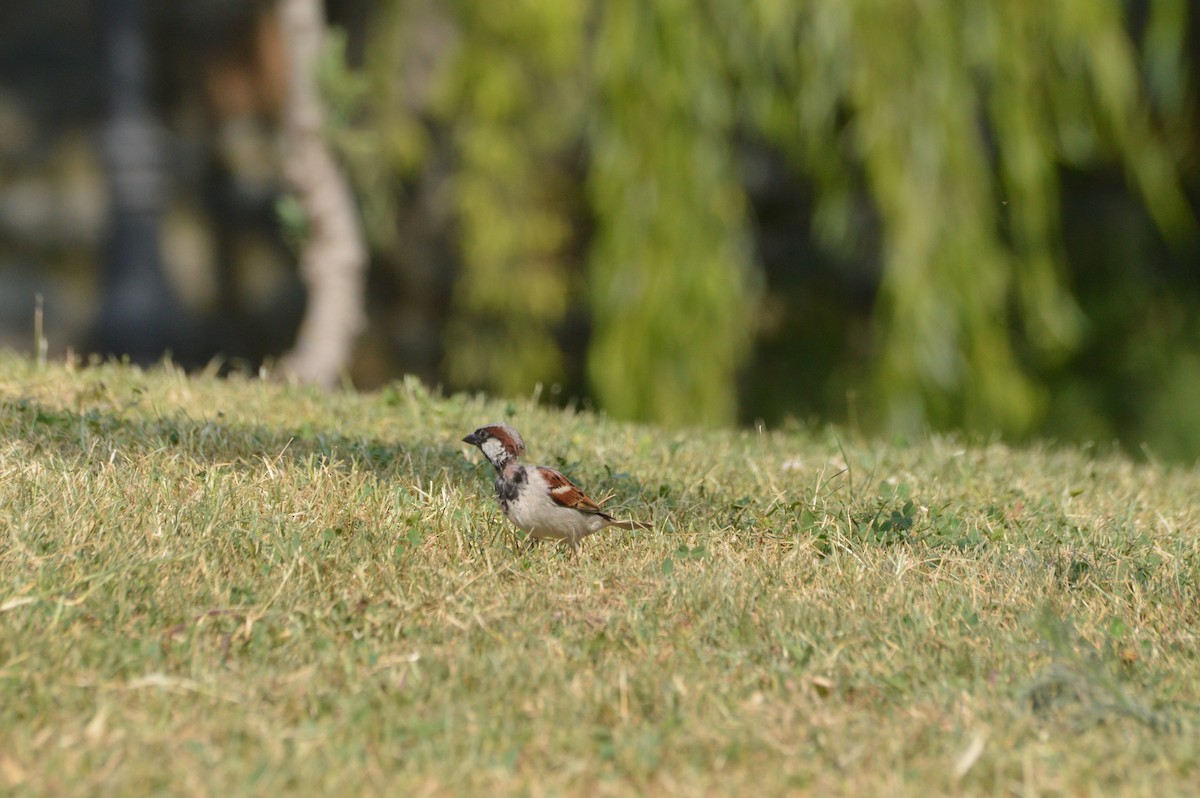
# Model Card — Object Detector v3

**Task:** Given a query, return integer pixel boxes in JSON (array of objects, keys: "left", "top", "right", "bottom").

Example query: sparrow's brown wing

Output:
[{"left": 536, "top": 466, "right": 610, "bottom": 516}]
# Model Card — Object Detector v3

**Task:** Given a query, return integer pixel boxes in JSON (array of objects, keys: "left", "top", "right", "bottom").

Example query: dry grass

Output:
[{"left": 1, "top": 353, "right": 1198, "bottom": 796}]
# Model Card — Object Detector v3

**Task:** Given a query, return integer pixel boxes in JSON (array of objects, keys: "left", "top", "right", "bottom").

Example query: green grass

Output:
[{"left": 1, "top": 353, "right": 1198, "bottom": 796}]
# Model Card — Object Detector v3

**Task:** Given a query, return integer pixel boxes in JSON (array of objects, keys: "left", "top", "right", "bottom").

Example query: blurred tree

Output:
[
  {"left": 729, "top": 0, "right": 1193, "bottom": 434},
  {"left": 277, "top": 0, "right": 368, "bottom": 387},
  {"left": 339, "top": 0, "right": 1194, "bottom": 433},
  {"left": 436, "top": 0, "right": 587, "bottom": 397},
  {"left": 587, "top": 0, "right": 757, "bottom": 425}
]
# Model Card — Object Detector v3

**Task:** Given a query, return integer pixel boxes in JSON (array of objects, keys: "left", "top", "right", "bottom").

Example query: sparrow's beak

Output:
[{"left": 462, "top": 432, "right": 482, "bottom": 446}]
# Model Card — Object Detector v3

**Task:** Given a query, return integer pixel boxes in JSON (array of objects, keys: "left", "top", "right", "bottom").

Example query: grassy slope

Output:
[{"left": 0, "top": 353, "right": 1198, "bottom": 796}]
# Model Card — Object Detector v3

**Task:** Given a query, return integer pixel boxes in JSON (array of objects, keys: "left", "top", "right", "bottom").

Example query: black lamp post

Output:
[{"left": 94, "top": 0, "right": 190, "bottom": 364}]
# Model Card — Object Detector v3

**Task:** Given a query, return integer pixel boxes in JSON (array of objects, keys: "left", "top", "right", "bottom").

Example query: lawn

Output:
[{"left": 1, "top": 353, "right": 1198, "bottom": 796}]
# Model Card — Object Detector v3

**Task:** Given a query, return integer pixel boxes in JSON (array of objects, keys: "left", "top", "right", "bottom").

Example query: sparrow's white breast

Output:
[{"left": 503, "top": 466, "right": 608, "bottom": 543}]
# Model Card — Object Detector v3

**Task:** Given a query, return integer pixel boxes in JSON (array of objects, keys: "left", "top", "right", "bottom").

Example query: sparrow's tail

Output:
[{"left": 608, "top": 518, "right": 651, "bottom": 531}]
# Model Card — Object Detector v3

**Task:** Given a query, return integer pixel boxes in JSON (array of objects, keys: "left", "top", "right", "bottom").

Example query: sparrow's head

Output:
[{"left": 462, "top": 424, "right": 525, "bottom": 469}]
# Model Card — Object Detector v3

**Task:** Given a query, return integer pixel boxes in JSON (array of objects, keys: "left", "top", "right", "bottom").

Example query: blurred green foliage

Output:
[
  {"left": 587, "top": 1, "right": 757, "bottom": 425},
  {"left": 436, "top": 1, "right": 587, "bottom": 396},
  {"left": 332, "top": 0, "right": 1196, "bottom": 443}
]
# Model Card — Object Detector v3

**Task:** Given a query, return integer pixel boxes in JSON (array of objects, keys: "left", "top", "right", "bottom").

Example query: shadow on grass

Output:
[
  {"left": 0, "top": 396, "right": 655, "bottom": 514},
  {"left": 1021, "top": 606, "right": 1190, "bottom": 735},
  {"left": 1, "top": 395, "right": 473, "bottom": 482}
]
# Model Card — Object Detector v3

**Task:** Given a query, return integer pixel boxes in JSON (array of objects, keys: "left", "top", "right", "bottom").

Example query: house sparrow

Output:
[{"left": 462, "top": 424, "right": 650, "bottom": 551}]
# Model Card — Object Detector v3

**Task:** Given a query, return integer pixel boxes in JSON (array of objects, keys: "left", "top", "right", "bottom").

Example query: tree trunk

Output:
[{"left": 277, "top": 0, "right": 367, "bottom": 388}]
